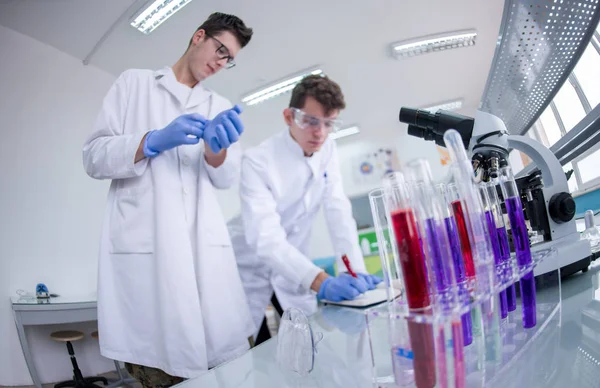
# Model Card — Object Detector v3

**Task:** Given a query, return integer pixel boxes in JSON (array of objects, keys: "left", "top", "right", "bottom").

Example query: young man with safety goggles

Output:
[{"left": 228, "top": 75, "right": 381, "bottom": 345}]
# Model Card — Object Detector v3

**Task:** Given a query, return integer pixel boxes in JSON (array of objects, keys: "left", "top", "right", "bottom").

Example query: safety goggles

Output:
[
  {"left": 291, "top": 108, "right": 343, "bottom": 133},
  {"left": 206, "top": 34, "right": 235, "bottom": 69}
]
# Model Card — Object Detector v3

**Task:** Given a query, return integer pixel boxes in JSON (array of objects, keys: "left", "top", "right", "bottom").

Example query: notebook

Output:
[{"left": 322, "top": 284, "right": 402, "bottom": 308}]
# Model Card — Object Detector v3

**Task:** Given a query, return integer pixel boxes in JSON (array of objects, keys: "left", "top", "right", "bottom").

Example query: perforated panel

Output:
[{"left": 480, "top": 0, "right": 600, "bottom": 134}]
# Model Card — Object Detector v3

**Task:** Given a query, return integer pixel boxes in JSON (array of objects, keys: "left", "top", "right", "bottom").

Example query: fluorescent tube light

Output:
[
  {"left": 423, "top": 99, "right": 464, "bottom": 112},
  {"left": 241, "top": 68, "right": 324, "bottom": 106},
  {"left": 131, "top": 0, "right": 193, "bottom": 35},
  {"left": 330, "top": 126, "right": 360, "bottom": 140},
  {"left": 391, "top": 30, "right": 477, "bottom": 59}
]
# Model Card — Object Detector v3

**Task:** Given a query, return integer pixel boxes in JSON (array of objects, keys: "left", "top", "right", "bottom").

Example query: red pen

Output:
[{"left": 341, "top": 254, "right": 358, "bottom": 278}]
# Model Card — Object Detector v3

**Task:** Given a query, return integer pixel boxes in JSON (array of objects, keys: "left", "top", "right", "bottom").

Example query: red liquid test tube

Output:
[{"left": 451, "top": 200, "right": 476, "bottom": 282}]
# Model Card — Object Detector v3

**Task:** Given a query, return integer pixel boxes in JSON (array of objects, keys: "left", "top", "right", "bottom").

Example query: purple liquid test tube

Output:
[
  {"left": 497, "top": 226, "right": 517, "bottom": 311},
  {"left": 407, "top": 160, "right": 466, "bottom": 386},
  {"left": 500, "top": 167, "right": 536, "bottom": 329},
  {"left": 445, "top": 216, "right": 473, "bottom": 345},
  {"left": 487, "top": 180, "right": 518, "bottom": 312},
  {"left": 484, "top": 210, "right": 508, "bottom": 319},
  {"left": 437, "top": 183, "right": 473, "bottom": 346}
]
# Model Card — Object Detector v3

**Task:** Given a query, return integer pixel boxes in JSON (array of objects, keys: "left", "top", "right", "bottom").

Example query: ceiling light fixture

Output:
[
  {"left": 131, "top": 0, "right": 194, "bottom": 35},
  {"left": 330, "top": 126, "right": 360, "bottom": 140},
  {"left": 422, "top": 99, "right": 464, "bottom": 112},
  {"left": 241, "top": 68, "right": 324, "bottom": 106},
  {"left": 391, "top": 30, "right": 477, "bottom": 59}
]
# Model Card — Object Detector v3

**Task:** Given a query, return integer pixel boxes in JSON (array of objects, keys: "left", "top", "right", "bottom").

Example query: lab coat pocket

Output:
[{"left": 109, "top": 186, "right": 154, "bottom": 254}]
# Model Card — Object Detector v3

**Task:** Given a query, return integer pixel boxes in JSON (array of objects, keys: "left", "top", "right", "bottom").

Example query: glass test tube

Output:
[
  {"left": 436, "top": 183, "right": 473, "bottom": 347},
  {"left": 479, "top": 183, "right": 509, "bottom": 319},
  {"left": 443, "top": 130, "right": 495, "bottom": 298},
  {"left": 447, "top": 183, "right": 476, "bottom": 288},
  {"left": 487, "top": 180, "right": 518, "bottom": 312},
  {"left": 499, "top": 166, "right": 536, "bottom": 329},
  {"left": 406, "top": 159, "right": 466, "bottom": 388},
  {"left": 406, "top": 160, "right": 458, "bottom": 313},
  {"left": 383, "top": 172, "right": 436, "bottom": 388},
  {"left": 370, "top": 189, "right": 414, "bottom": 385},
  {"left": 369, "top": 188, "right": 403, "bottom": 304}
]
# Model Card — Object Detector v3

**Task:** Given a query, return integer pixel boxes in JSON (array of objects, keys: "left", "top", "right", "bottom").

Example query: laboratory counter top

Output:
[{"left": 178, "top": 261, "right": 600, "bottom": 388}]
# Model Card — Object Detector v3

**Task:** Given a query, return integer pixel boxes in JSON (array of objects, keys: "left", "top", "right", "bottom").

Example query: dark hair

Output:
[
  {"left": 289, "top": 75, "right": 346, "bottom": 115},
  {"left": 189, "top": 12, "right": 253, "bottom": 48}
]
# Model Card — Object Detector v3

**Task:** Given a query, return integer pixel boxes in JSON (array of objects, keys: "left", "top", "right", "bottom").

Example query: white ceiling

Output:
[{"left": 0, "top": 0, "right": 505, "bottom": 147}]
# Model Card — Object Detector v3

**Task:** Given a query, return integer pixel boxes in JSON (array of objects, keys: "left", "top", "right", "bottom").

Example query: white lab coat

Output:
[
  {"left": 227, "top": 130, "right": 367, "bottom": 332},
  {"left": 82, "top": 67, "right": 254, "bottom": 378}
]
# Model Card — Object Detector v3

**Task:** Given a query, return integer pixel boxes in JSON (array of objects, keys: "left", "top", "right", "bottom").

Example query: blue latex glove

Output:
[
  {"left": 317, "top": 274, "right": 369, "bottom": 302},
  {"left": 144, "top": 113, "right": 207, "bottom": 157},
  {"left": 203, "top": 104, "right": 244, "bottom": 153},
  {"left": 357, "top": 273, "right": 383, "bottom": 290}
]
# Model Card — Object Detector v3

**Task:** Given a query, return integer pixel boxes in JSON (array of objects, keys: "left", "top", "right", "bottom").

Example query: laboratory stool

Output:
[
  {"left": 91, "top": 331, "right": 137, "bottom": 388},
  {"left": 50, "top": 330, "right": 108, "bottom": 388}
]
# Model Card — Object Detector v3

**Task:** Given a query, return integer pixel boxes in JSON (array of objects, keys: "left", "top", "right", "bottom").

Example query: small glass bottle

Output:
[{"left": 582, "top": 210, "right": 600, "bottom": 253}]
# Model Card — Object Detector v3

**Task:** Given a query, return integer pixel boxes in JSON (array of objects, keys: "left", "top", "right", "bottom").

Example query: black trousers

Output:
[{"left": 255, "top": 293, "right": 283, "bottom": 346}]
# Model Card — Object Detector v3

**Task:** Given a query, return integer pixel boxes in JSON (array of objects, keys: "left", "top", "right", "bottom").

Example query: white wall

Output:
[
  {"left": 0, "top": 25, "right": 117, "bottom": 385},
  {"left": 308, "top": 130, "right": 448, "bottom": 259}
]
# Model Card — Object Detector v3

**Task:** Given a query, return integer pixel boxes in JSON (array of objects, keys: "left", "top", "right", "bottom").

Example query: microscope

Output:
[{"left": 399, "top": 107, "right": 591, "bottom": 277}]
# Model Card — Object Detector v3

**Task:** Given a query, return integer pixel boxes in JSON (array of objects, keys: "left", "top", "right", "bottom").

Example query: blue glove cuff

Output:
[
  {"left": 317, "top": 277, "right": 332, "bottom": 300},
  {"left": 143, "top": 131, "right": 160, "bottom": 158}
]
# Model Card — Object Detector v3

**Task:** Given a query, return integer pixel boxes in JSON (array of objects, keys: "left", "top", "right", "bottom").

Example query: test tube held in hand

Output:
[{"left": 499, "top": 166, "right": 536, "bottom": 328}]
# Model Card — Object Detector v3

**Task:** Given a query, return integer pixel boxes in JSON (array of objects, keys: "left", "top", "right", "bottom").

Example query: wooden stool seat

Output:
[
  {"left": 50, "top": 330, "right": 84, "bottom": 342},
  {"left": 91, "top": 330, "right": 99, "bottom": 339}
]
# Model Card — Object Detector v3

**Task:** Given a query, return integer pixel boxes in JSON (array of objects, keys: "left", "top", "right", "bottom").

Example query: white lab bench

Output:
[
  {"left": 12, "top": 263, "right": 600, "bottom": 388},
  {"left": 177, "top": 263, "right": 600, "bottom": 388}
]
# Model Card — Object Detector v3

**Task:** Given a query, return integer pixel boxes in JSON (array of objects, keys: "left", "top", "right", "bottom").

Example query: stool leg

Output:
[
  {"left": 114, "top": 360, "right": 125, "bottom": 380},
  {"left": 66, "top": 341, "right": 85, "bottom": 382}
]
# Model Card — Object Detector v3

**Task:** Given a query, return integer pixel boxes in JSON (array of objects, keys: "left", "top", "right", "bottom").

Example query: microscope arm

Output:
[{"left": 506, "top": 135, "right": 569, "bottom": 193}]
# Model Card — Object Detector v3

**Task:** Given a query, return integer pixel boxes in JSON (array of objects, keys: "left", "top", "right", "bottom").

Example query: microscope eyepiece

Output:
[
  {"left": 399, "top": 106, "right": 475, "bottom": 150},
  {"left": 399, "top": 108, "right": 437, "bottom": 129},
  {"left": 407, "top": 125, "right": 425, "bottom": 139},
  {"left": 399, "top": 108, "right": 420, "bottom": 125}
]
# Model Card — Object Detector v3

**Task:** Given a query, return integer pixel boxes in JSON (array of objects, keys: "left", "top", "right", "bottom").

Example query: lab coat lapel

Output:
[
  {"left": 155, "top": 67, "right": 191, "bottom": 109},
  {"left": 187, "top": 85, "right": 212, "bottom": 110},
  {"left": 283, "top": 130, "right": 324, "bottom": 209}
]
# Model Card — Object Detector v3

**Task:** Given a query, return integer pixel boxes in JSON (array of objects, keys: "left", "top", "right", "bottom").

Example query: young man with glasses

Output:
[
  {"left": 228, "top": 75, "right": 381, "bottom": 345},
  {"left": 83, "top": 12, "right": 255, "bottom": 386}
]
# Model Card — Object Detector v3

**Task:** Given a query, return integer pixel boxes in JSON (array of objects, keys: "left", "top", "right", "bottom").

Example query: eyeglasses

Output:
[
  {"left": 291, "top": 108, "right": 343, "bottom": 133},
  {"left": 206, "top": 34, "right": 235, "bottom": 69}
]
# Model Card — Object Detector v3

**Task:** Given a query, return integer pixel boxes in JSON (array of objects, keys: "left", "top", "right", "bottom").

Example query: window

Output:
[
  {"left": 529, "top": 122, "right": 550, "bottom": 148},
  {"left": 563, "top": 162, "right": 579, "bottom": 193},
  {"left": 524, "top": 30, "right": 600, "bottom": 194},
  {"left": 538, "top": 106, "right": 563, "bottom": 146},
  {"left": 553, "top": 81, "right": 587, "bottom": 131},
  {"left": 573, "top": 44, "right": 600, "bottom": 108},
  {"left": 577, "top": 148, "right": 600, "bottom": 185}
]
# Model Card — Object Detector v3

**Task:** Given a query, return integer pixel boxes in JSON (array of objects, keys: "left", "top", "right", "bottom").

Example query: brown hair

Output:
[
  {"left": 289, "top": 75, "right": 346, "bottom": 115},
  {"left": 189, "top": 12, "right": 253, "bottom": 48}
]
